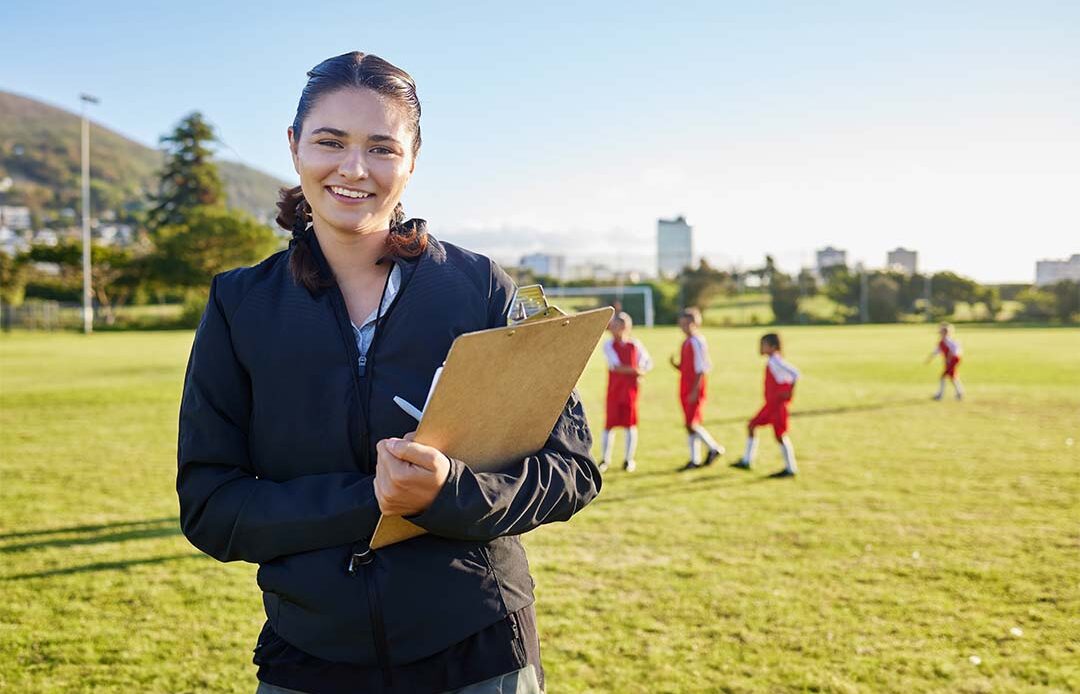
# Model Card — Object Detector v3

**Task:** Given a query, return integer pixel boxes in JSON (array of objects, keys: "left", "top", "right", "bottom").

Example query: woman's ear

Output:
[{"left": 288, "top": 127, "right": 300, "bottom": 175}]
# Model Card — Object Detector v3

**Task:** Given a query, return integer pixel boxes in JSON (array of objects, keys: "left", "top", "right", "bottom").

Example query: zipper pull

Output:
[
  {"left": 346, "top": 547, "right": 373, "bottom": 574},
  {"left": 358, "top": 354, "right": 368, "bottom": 377}
]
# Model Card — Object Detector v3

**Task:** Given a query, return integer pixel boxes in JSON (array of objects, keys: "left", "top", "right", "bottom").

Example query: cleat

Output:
[
  {"left": 768, "top": 469, "right": 796, "bottom": 479},
  {"left": 623, "top": 460, "right": 637, "bottom": 473},
  {"left": 702, "top": 448, "right": 722, "bottom": 466},
  {"left": 597, "top": 461, "right": 610, "bottom": 473},
  {"left": 679, "top": 460, "right": 703, "bottom": 472},
  {"left": 730, "top": 460, "right": 752, "bottom": 470}
]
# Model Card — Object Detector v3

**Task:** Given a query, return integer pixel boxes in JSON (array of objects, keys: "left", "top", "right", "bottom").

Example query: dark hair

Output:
[
  {"left": 679, "top": 307, "right": 702, "bottom": 325},
  {"left": 277, "top": 52, "right": 428, "bottom": 291},
  {"left": 761, "top": 333, "right": 781, "bottom": 350}
]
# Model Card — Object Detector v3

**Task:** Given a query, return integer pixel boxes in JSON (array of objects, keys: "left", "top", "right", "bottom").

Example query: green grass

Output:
[{"left": 2, "top": 326, "right": 1078, "bottom": 692}]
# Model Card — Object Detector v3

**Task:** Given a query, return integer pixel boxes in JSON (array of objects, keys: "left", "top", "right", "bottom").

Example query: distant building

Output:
[
  {"left": 0, "top": 206, "right": 31, "bottom": 230},
  {"left": 886, "top": 247, "right": 918, "bottom": 275},
  {"left": 1036, "top": 254, "right": 1080, "bottom": 286},
  {"left": 520, "top": 252, "right": 566, "bottom": 281},
  {"left": 657, "top": 216, "right": 693, "bottom": 278},
  {"left": 816, "top": 246, "right": 847, "bottom": 274}
]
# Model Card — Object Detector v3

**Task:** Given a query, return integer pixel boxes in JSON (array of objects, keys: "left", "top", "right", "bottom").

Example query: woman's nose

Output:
[{"left": 337, "top": 148, "right": 368, "bottom": 180}]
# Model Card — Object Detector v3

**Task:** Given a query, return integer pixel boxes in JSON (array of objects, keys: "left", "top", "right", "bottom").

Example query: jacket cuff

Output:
[{"left": 405, "top": 457, "right": 467, "bottom": 534}]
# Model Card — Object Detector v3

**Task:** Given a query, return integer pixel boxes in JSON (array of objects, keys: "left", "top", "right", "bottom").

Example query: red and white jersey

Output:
[
  {"left": 679, "top": 333, "right": 711, "bottom": 395},
  {"left": 938, "top": 337, "right": 961, "bottom": 360},
  {"left": 764, "top": 353, "right": 799, "bottom": 404},
  {"left": 603, "top": 337, "right": 653, "bottom": 372}
]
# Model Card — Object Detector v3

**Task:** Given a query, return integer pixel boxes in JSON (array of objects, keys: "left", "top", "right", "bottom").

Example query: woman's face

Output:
[{"left": 289, "top": 88, "right": 416, "bottom": 237}]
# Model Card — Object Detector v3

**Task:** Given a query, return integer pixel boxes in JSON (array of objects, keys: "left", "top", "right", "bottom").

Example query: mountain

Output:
[{"left": 0, "top": 90, "right": 290, "bottom": 225}]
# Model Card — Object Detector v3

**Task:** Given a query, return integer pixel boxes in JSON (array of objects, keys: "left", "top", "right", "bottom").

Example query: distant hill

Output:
[{"left": 0, "top": 90, "right": 290, "bottom": 226}]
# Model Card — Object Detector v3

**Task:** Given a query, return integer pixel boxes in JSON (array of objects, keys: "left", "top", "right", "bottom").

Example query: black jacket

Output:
[{"left": 176, "top": 233, "right": 600, "bottom": 673}]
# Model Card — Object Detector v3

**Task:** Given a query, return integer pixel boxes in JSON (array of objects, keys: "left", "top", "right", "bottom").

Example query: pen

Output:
[{"left": 393, "top": 396, "right": 424, "bottom": 422}]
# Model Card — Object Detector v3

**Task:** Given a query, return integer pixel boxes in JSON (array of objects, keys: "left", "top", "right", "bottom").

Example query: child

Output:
[
  {"left": 671, "top": 308, "right": 725, "bottom": 471},
  {"left": 732, "top": 332, "right": 800, "bottom": 478},
  {"left": 600, "top": 312, "right": 653, "bottom": 472},
  {"left": 926, "top": 322, "right": 964, "bottom": 400}
]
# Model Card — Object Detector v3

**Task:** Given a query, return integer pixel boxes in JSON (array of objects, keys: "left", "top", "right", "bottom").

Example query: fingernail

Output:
[{"left": 388, "top": 438, "right": 402, "bottom": 454}]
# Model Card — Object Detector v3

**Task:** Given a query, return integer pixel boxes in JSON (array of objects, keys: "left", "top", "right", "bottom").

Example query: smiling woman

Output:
[{"left": 176, "top": 51, "right": 601, "bottom": 694}]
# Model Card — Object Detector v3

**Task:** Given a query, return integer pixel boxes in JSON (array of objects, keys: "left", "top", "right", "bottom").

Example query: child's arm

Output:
[{"left": 669, "top": 354, "right": 680, "bottom": 371}]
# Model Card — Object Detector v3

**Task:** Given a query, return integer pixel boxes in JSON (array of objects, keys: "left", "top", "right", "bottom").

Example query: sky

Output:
[{"left": 3, "top": 0, "right": 1078, "bottom": 282}]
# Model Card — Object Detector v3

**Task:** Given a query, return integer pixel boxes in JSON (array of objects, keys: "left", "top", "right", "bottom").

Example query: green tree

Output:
[
  {"left": 680, "top": 259, "right": 731, "bottom": 311},
  {"left": 0, "top": 252, "right": 31, "bottom": 330},
  {"left": 27, "top": 242, "right": 145, "bottom": 325},
  {"left": 1051, "top": 280, "right": 1080, "bottom": 322},
  {"left": 867, "top": 275, "right": 901, "bottom": 323},
  {"left": 1015, "top": 286, "right": 1056, "bottom": 321},
  {"left": 769, "top": 272, "right": 801, "bottom": 323},
  {"left": 150, "top": 205, "right": 281, "bottom": 293},
  {"left": 147, "top": 112, "right": 224, "bottom": 232}
]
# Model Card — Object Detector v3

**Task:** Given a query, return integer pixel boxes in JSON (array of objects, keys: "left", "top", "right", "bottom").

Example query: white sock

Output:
[
  {"left": 692, "top": 425, "right": 721, "bottom": 453},
  {"left": 687, "top": 433, "right": 700, "bottom": 464},
  {"left": 743, "top": 436, "right": 758, "bottom": 464},
  {"left": 601, "top": 429, "right": 613, "bottom": 465},
  {"left": 953, "top": 378, "right": 964, "bottom": 398},
  {"left": 935, "top": 379, "right": 945, "bottom": 398},
  {"left": 625, "top": 426, "right": 638, "bottom": 462},
  {"left": 779, "top": 436, "right": 798, "bottom": 473}
]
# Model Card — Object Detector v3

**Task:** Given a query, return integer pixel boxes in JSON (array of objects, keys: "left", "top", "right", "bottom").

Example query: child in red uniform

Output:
[
  {"left": 731, "top": 332, "right": 800, "bottom": 478},
  {"left": 926, "top": 322, "right": 964, "bottom": 400},
  {"left": 600, "top": 312, "right": 652, "bottom": 473},
  {"left": 671, "top": 308, "right": 724, "bottom": 471}
]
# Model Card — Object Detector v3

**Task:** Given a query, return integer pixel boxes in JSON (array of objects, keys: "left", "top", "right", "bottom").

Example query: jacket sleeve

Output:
[
  {"left": 407, "top": 391, "right": 601, "bottom": 542},
  {"left": 176, "top": 275, "right": 381, "bottom": 564}
]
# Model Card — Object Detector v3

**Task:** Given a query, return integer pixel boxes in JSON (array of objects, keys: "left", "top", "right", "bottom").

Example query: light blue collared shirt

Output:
[{"left": 350, "top": 263, "right": 401, "bottom": 373}]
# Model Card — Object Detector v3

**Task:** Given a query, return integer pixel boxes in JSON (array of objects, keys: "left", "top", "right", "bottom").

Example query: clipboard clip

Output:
[{"left": 508, "top": 284, "right": 566, "bottom": 325}]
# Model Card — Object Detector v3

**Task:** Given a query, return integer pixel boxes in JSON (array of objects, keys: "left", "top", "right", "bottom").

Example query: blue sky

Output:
[{"left": 4, "top": 0, "right": 1078, "bottom": 281}]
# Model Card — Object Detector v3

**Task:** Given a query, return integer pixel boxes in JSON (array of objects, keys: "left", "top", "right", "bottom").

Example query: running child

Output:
[
  {"left": 732, "top": 332, "right": 800, "bottom": 478},
  {"left": 671, "top": 308, "right": 724, "bottom": 471},
  {"left": 926, "top": 322, "right": 964, "bottom": 400},
  {"left": 600, "top": 312, "right": 653, "bottom": 473}
]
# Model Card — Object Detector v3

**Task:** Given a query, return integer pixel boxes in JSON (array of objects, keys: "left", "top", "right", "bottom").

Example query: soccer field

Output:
[{"left": 1, "top": 325, "right": 1077, "bottom": 693}]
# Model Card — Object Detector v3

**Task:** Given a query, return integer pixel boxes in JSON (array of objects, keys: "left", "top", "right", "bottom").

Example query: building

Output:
[
  {"left": 657, "top": 216, "right": 693, "bottom": 278},
  {"left": 886, "top": 247, "right": 918, "bottom": 274},
  {"left": 0, "top": 206, "right": 31, "bottom": 230},
  {"left": 1036, "top": 254, "right": 1080, "bottom": 286},
  {"left": 519, "top": 252, "right": 566, "bottom": 281},
  {"left": 815, "top": 246, "right": 847, "bottom": 274}
]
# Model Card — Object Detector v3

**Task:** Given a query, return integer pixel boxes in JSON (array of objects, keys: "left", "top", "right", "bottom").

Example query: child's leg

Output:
[
  {"left": 601, "top": 428, "right": 614, "bottom": 467},
  {"left": 692, "top": 424, "right": 723, "bottom": 454},
  {"left": 686, "top": 427, "right": 700, "bottom": 464},
  {"left": 625, "top": 425, "right": 639, "bottom": 462},
  {"left": 952, "top": 376, "right": 964, "bottom": 399},
  {"left": 934, "top": 377, "right": 945, "bottom": 399},
  {"left": 743, "top": 425, "right": 759, "bottom": 464},
  {"left": 778, "top": 435, "right": 798, "bottom": 474}
]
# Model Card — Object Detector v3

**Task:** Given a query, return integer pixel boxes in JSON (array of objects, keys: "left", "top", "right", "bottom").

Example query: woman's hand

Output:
[{"left": 374, "top": 432, "right": 451, "bottom": 516}]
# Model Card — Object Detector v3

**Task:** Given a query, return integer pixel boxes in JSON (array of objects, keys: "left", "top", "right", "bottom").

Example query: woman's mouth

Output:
[{"left": 327, "top": 185, "right": 375, "bottom": 203}]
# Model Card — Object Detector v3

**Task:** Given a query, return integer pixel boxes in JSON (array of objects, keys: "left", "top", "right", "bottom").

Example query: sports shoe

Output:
[
  {"left": 679, "top": 460, "right": 703, "bottom": 472},
  {"left": 730, "top": 460, "right": 752, "bottom": 471},
  {"left": 702, "top": 448, "right": 722, "bottom": 467},
  {"left": 623, "top": 460, "right": 637, "bottom": 473},
  {"left": 597, "top": 461, "right": 610, "bottom": 473},
  {"left": 931, "top": 394, "right": 943, "bottom": 401},
  {"left": 768, "top": 469, "right": 796, "bottom": 478}
]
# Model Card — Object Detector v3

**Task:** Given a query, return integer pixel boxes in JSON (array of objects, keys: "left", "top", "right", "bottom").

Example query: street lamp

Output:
[{"left": 80, "top": 93, "right": 100, "bottom": 334}]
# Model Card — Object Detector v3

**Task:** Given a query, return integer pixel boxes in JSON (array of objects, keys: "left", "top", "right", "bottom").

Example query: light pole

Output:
[{"left": 80, "top": 93, "right": 100, "bottom": 334}]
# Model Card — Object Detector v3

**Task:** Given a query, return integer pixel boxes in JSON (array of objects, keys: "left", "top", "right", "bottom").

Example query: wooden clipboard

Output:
[{"left": 369, "top": 306, "right": 614, "bottom": 549}]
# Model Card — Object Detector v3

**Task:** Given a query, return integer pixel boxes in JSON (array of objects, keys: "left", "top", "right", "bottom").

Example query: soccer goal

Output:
[{"left": 544, "top": 285, "right": 655, "bottom": 327}]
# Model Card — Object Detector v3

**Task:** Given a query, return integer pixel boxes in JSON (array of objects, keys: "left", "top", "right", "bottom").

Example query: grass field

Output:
[{"left": 1, "top": 325, "right": 1078, "bottom": 693}]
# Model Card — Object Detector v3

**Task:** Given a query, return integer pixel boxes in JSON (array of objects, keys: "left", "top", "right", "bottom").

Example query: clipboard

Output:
[{"left": 369, "top": 306, "right": 614, "bottom": 549}]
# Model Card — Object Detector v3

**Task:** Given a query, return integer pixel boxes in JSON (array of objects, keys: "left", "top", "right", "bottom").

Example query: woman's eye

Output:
[
  {"left": 317, "top": 140, "right": 343, "bottom": 148},
  {"left": 370, "top": 147, "right": 393, "bottom": 155}
]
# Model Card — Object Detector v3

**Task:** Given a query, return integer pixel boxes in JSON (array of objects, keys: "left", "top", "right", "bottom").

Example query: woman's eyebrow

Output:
[
  {"left": 310, "top": 127, "right": 348, "bottom": 137},
  {"left": 369, "top": 134, "right": 402, "bottom": 145}
]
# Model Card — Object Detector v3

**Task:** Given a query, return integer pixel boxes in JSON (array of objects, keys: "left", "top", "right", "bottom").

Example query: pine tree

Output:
[{"left": 147, "top": 112, "right": 224, "bottom": 232}]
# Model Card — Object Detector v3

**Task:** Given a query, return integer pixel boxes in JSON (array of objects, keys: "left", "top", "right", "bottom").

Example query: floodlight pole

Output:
[{"left": 80, "top": 93, "right": 100, "bottom": 334}]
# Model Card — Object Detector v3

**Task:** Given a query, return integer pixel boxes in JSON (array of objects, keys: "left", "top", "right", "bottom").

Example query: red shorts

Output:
[
  {"left": 943, "top": 356, "right": 960, "bottom": 378},
  {"left": 606, "top": 398, "right": 638, "bottom": 429},
  {"left": 681, "top": 394, "right": 705, "bottom": 428},
  {"left": 749, "top": 401, "right": 789, "bottom": 439}
]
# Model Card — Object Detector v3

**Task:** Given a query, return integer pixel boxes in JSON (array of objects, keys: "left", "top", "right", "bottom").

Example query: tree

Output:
[
  {"left": 147, "top": 112, "right": 224, "bottom": 232},
  {"left": 1051, "top": 280, "right": 1080, "bottom": 322},
  {"left": 27, "top": 242, "right": 145, "bottom": 325},
  {"left": 1015, "top": 286, "right": 1056, "bottom": 321},
  {"left": 769, "top": 272, "right": 801, "bottom": 323},
  {"left": 680, "top": 259, "right": 731, "bottom": 311},
  {"left": 867, "top": 275, "right": 900, "bottom": 323},
  {"left": 149, "top": 205, "right": 281, "bottom": 293},
  {"left": 930, "top": 271, "right": 981, "bottom": 315}
]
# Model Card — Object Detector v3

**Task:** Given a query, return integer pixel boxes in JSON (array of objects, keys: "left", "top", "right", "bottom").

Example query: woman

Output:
[{"left": 177, "top": 52, "right": 601, "bottom": 694}]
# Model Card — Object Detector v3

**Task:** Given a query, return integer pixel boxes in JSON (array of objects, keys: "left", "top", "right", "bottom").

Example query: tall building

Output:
[
  {"left": 1036, "top": 254, "right": 1080, "bottom": 286},
  {"left": 815, "top": 246, "right": 847, "bottom": 274},
  {"left": 657, "top": 216, "right": 693, "bottom": 278},
  {"left": 886, "top": 247, "right": 918, "bottom": 274},
  {"left": 519, "top": 252, "right": 566, "bottom": 280}
]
